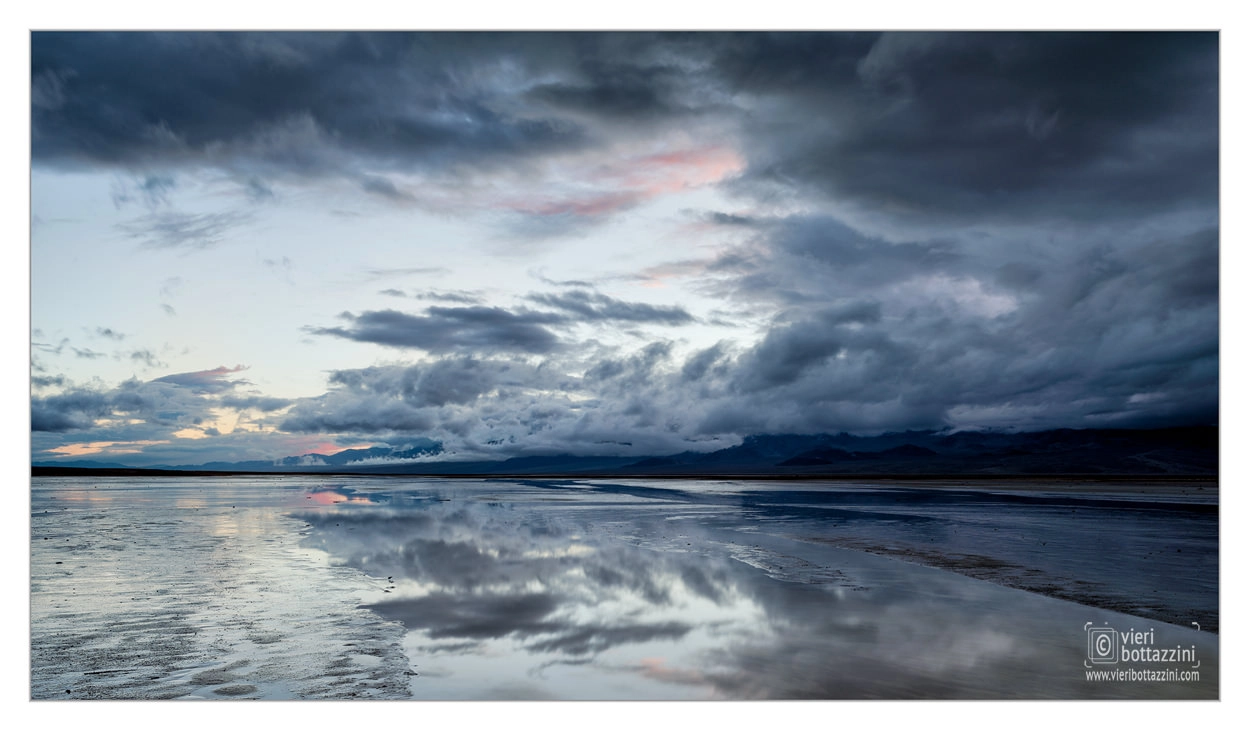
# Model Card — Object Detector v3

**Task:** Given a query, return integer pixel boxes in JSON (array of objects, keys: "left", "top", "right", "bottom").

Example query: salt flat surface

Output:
[{"left": 31, "top": 476, "right": 1218, "bottom": 699}]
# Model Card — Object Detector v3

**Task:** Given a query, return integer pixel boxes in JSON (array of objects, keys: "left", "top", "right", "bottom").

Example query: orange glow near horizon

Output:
[{"left": 46, "top": 440, "right": 170, "bottom": 457}]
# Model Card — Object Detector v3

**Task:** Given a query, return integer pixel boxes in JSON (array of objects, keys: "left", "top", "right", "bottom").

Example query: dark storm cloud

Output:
[
  {"left": 526, "top": 290, "right": 694, "bottom": 325},
  {"left": 32, "top": 32, "right": 1215, "bottom": 227},
  {"left": 32, "top": 32, "right": 1219, "bottom": 455},
  {"left": 326, "top": 358, "right": 521, "bottom": 407},
  {"left": 769, "top": 218, "right": 957, "bottom": 284},
  {"left": 524, "top": 47, "right": 700, "bottom": 122},
  {"left": 277, "top": 357, "right": 566, "bottom": 438},
  {"left": 31, "top": 367, "right": 250, "bottom": 433},
  {"left": 272, "top": 235, "right": 1214, "bottom": 447},
  {"left": 732, "top": 323, "right": 846, "bottom": 394},
  {"left": 31, "top": 389, "right": 113, "bottom": 432},
  {"left": 279, "top": 397, "right": 434, "bottom": 434},
  {"left": 585, "top": 341, "right": 673, "bottom": 387},
  {"left": 696, "top": 215, "right": 964, "bottom": 307},
  {"left": 310, "top": 307, "right": 565, "bottom": 354},
  {"left": 721, "top": 32, "right": 1218, "bottom": 226},
  {"left": 681, "top": 342, "right": 729, "bottom": 383},
  {"left": 31, "top": 32, "right": 591, "bottom": 180},
  {"left": 282, "top": 203, "right": 1214, "bottom": 446}
]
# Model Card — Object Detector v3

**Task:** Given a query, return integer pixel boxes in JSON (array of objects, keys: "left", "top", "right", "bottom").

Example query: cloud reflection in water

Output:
[{"left": 293, "top": 481, "right": 1217, "bottom": 699}]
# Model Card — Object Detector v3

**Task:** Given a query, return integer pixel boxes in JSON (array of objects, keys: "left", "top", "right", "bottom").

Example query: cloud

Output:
[
  {"left": 31, "top": 375, "right": 67, "bottom": 390},
  {"left": 365, "top": 592, "right": 562, "bottom": 640},
  {"left": 277, "top": 358, "right": 558, "bottom": 437},
  {"left": 117, "top": 210, "right": 252, "bottom": 249},
  {"left": 32, "top": 339, "right": 68, "bottom": 355},
  {"left": 525, "top": 50, "right": 699, "bottom": 122},
  {"left": 273, "top": 263, "right": 1215, "bottom": 451},
  {"left": 681, "top": 342, "right": 729, "bottom": 383},
  {"left": 30, "top": 32, "right": 746, "bottom": 233},
  {"left": 31, "top": 67, "right": 73, "bottom": 110},
  {"left": 32, "top": 32, "right": 590, "bottom": 182},
  {"left": 153, "top": 365, "right": 250, "bottom": 393},
  {"left": 360, "top": 174, "right": 413, "bottom": 201},
  {"left": 310, "top": 307, "right": 566, "bottom": 354},
  {"left": 299, "top": 499, "right": 724, "bottom": 667},
  {"left": 526, "top": 290, "right": 694, "bottom": 325},
  {"left": 525, "top": 622, "right": 693, "bottom": 656},
  {"left": 128, "top": 349, "right": 165, "bottom": 368},
  {"left": 723, "top": 32, "right": 1217, "bottom": 229},
  {"left": 30, "top": 32, "right": 1218, "bottom": 462},
  {"left": 111, "top": 174, "right": 177, "bottom": 209},
  {"left": 33, "top": 32, "right": 1214, "bottom": 231},
  {"left": 31, "top": 389, "right": 113, "bottom": 432},
  {"left": 279, "top": 396, "right": 435, "bottom": 434},
  {"left": 30, "top": 367, "right": 322, "bottom": 465},
  {"left": 413, "top": 290, "right": 484, "bottom": 305},
  {"left": 243, "top": 176, "right": 274, "bottom": 201},
  {"left": 219, "top": 394, "right": 293, "bottom": 412},
  {"left": 331, "top": 358, "right": 516, "bottom": 407},
  {"left": 32, "top": 372, "right": 230, "bottom": 434}
]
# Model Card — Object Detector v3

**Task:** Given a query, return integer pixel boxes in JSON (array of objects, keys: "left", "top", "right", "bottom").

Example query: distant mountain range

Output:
[{"left": 32, "top": 426, "right": 1218, "bottom": 477}]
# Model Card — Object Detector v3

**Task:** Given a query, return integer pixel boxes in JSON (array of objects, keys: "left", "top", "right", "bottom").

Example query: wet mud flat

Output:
[
  {"left": 31, "top": 476, "right": 1218, "bottom": 699},
  {"left": 765, "top": 481, "right": 1219, "bottom": 633},
  {"left": 31, "top": 478, "right": 412, "bottom": 699}
]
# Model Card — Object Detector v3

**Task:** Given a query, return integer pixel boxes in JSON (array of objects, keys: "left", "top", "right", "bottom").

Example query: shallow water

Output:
[{"left": 30, "top": 476, "right": 1218, "bottom": 699}]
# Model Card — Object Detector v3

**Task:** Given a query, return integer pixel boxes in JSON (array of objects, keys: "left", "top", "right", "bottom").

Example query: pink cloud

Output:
[
  {"left": 500, "top": 145, "right": 745, "bottom": 220},
  {"left": 153, "top": 364, "right": 250, "bottom": 393}
]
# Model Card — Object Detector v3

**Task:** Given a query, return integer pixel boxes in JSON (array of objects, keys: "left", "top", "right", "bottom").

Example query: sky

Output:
[{"left": 28, "top": 31, "right": 1220, "bottom": 467}]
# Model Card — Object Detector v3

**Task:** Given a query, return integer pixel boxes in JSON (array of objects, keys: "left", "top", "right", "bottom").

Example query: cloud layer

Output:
[{"left": 31, "top": 32, "right": 1218, "bottom": 465}]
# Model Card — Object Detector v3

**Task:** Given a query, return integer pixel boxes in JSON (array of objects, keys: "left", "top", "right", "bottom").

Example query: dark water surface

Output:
[{"left": 30, "top": 476, "right": 1218, "bottom": 699}]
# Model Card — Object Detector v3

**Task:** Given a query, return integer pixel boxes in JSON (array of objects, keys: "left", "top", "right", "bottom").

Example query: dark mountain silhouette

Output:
[{"left": 33, "top": 426, "right": 1217, "bottom": 477}]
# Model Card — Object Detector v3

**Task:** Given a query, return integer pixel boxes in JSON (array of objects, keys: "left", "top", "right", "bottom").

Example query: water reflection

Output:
[
  {"left": 294, "top": 481, "right": 1217, "bottom": 699},
  {"left": 305, "top": 486, "right": 389, "bottom": 506}
]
